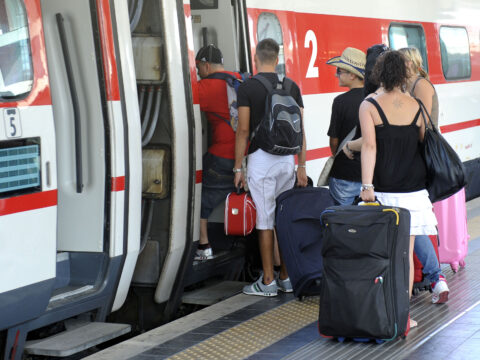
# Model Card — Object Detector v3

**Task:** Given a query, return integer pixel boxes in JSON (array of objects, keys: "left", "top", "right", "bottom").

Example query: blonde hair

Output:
[{"left": 399, "top": 47, "right": 429, "bottom": 80}]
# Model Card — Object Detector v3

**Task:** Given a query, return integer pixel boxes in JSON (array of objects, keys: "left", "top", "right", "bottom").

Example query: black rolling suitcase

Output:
[
  {"left": 275, "top": 186, "right": 334, "bottom": 298},
  {"left": 319, "top": 203, "right": 411, "bottom": 342}
]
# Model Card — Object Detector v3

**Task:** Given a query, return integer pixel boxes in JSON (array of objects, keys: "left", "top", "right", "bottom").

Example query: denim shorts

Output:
[
  {"left": 328, "top": 177, "right": 361, "bottom": 206},
  {"left": 201, "top": 152, "right": 235, "bottom": 219}
]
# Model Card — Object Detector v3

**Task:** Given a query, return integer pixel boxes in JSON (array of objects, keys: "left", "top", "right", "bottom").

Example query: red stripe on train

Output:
[
  {"left": 111, "top": 176, "right": 126, "bottom": 192},
  {"left": 306, "top": 147, "right": 332, "bottom": 161},
  {"left": 440, "top": 118, "right": 480, "bottom": 134},
  {"left": 0, "top": 190, "right": 57, "bottom": 216},
  {"left": 196, "top": 170, "right": 203, "bottom": 184},
  {"left": 96, "top": 0, "right": 121, "bottom": 101}
]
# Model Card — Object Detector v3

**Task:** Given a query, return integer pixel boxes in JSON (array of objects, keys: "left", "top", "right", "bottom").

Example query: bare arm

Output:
[
  {"left": 347, "top": 137, "right": 363, "bottom": 152},
  {"left": 234, "top": 106, "right": 250, "bottom": 188},
  {"left": 413, "top": 79, "right": 434, "bottom": 116},
  {"left": 329, "top": 137, "right": 339, "bottom": 155},
  {"left": 359, "top": 101, "right": 377, "bottom": 202},
  {"left": 296, "top": 108, "right": 308, "bottom": 187}
]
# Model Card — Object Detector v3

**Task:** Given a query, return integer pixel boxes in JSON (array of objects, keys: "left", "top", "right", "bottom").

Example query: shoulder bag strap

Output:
[{"left": 415, "top": 97, "right": 437, "bottom": 133}]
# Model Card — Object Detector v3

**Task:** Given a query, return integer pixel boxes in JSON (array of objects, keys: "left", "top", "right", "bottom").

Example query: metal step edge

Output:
[
  {"left": 182, "top": 280, "right": 248, "bottom": 306},
  {"left": 24, "top": 322, "right": 131, "bottom": 357}
]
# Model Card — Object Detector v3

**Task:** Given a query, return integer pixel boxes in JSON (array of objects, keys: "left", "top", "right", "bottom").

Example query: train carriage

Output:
[{"left": 0, "top": 0, "right": 479, "bottom": 358}]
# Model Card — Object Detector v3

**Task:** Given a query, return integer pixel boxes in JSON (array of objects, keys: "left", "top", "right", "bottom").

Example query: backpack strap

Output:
[
  {"left": 365, "top": 98, "right": 389, "bottom": 126},
  {"left": 282, "top": 77, "right": 294, "bottom": 93},
  {"left": 253, "top": 74, "right": 275, "bottom": 92},
  {"left": 206, "top": 72, "right": 238, "bottom": 82}
]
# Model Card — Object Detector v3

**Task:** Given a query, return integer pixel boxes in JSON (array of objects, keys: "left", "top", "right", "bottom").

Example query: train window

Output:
[
  {"left": 0, "top": 0, "right": 33, "bottom": 100},
  {"left": 257, "top": 12, "right": 286, "bottom": 78},
  {"left": 388, "top": 24, "right": 428, "bottom": 72},
  {"left": 439, "top": 26, "right": 471, "bottom": 80},
  {"left": 191, "top": 0, "right": 218, "bottom": 10}
]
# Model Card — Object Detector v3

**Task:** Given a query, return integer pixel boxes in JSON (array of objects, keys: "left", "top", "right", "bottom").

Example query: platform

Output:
[{"left": 86, "top": 198, "right": 480, "bottom": 360}]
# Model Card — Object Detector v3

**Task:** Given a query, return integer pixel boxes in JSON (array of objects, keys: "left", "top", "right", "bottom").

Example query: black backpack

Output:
[{"left": 252, "top": 75, "right": 302, "bottom": 155}]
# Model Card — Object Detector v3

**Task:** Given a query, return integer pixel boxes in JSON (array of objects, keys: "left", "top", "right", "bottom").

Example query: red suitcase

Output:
[
  {"left": 413, "top": 235, "right": 439, "bottom": 292},
  {"left": 224, "top": 191, "right": 256, "bottom": 236}
]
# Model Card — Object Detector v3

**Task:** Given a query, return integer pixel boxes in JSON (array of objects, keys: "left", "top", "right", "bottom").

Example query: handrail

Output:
[{"left": 56, "top": 13, "right": 83, "bottom": 193}]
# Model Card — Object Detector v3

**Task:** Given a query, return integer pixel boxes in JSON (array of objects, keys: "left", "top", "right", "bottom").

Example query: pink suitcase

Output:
[{"left": 433, "top": 188, "right": 470, "bottom": 272}]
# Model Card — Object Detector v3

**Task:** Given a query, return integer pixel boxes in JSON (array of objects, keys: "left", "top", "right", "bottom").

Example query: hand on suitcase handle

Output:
[
  {"left": 353, "top": 195, "right": 382, "bottom": 206},
  {"left": 234, "top": 171, "right": 245, "bottom": 190}
]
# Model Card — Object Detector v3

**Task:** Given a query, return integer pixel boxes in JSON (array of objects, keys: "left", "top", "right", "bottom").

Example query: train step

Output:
[
  {"left": 182, "top": 280, "right": 248, "bottom": 306},
  {"left": 24, "top": 322, "right": 131, "bottom": 357}
]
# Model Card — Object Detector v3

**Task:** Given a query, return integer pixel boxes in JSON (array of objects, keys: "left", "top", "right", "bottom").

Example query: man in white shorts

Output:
[{"left": 234, "top": 38, "right": 307, "bottom": 296}]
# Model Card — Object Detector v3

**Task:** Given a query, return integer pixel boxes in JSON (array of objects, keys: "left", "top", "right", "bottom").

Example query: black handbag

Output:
[{"left": 417, "top": 99, "right": 467, "bottom": 202}]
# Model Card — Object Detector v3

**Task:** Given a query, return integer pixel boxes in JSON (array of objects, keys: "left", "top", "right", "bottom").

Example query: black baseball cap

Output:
[{"left": 195, "top": 44, "right": 223, "bottom": 64}]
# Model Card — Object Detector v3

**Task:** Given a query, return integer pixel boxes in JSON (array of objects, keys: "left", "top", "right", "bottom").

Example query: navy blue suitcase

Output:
[
  {"left": 319, "top": 204, "right": 411, "bottom": 341},
  {"left": 275, "top": 186, "right": 334, "bottom": 298}
]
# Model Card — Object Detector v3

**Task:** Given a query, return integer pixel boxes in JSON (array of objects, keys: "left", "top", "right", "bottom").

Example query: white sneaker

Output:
[
  {"left": 277, "top": 277, "right": 293, "bottom": 293},
  {"left": 194, "top": 247, "right": 213, "bottom": 260},
  {"left": 431, "top": 276, "right": 449, "bottom": 304},
  {"left": 243, "top": 275, "right": 278, "bottom": 297}
]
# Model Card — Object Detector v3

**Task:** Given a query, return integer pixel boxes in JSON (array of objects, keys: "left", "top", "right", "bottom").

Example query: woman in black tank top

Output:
[{"left": 358, "top": 51, "right": 440, "bottom": 326}]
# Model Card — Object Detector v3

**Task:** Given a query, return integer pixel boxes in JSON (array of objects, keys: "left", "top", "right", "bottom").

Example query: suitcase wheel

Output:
[
  {"left": 375, "top": 339, "right": 385, "bottom": 344},
  {"left": 337, "top": 337, "right": 346, "bottom": 343},
  {"left": 352, "top": 338, "right": 370, "bottom": 343}
]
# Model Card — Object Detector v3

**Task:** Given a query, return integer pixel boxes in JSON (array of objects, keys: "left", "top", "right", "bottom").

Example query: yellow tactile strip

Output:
[{"left": 167, "top": 297, "right": 319, "bottom": 360}]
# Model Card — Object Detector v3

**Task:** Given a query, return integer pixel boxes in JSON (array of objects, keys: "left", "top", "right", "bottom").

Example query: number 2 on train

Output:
[{"left": 305, "top": 30, "right": 319, "bottom": 78}]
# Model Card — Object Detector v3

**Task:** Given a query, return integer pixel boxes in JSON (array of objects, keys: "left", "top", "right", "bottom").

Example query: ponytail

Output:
[{"left": 419, "top": 67, "right": 429, "bottom": 81}]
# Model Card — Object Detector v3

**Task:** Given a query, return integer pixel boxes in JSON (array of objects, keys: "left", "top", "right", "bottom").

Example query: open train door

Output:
[{"left": 2, "top": 0, "right": 141, "bottom": 358}]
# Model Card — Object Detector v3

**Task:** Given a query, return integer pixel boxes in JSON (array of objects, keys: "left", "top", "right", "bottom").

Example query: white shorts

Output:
[
  {"left": 375, "top": 189, "right": 437, "bottom": 236},
  {"left": 247, "top": 149, "right": 295, "bottom": 230}
]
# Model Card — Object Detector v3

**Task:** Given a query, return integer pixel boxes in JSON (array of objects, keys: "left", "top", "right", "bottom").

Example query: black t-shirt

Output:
[
  {"left": 237, "top": 72, "right": 304, "bottom": 154},
  {"left": 327, "top": 87, "right": 364, "bottom": 181}
]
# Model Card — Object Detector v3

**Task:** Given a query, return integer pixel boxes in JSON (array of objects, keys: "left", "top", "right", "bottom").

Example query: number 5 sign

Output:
[{"left": 3, "top": 108, "right": 22, "bottom": 138}]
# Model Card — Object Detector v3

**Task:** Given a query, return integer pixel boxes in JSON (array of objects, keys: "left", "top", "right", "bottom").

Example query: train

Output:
[{"left": 1, "top": 0, "right": 479, "bottom": 358}]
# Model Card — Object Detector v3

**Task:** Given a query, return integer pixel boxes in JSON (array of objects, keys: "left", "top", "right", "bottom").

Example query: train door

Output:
[
  {"left": 39, "top": 0, "right": 112, "bottom": 299},
  {"left": 189, "top": 0, "right": 250, "bottom": 219},
  {"left": 0, "top": 0, "right": 57, "bottom": 338}
]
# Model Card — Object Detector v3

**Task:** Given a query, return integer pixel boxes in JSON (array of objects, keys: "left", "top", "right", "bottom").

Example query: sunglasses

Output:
[{"left": 336, "top": 68, "right": 349, "bottom": 75}]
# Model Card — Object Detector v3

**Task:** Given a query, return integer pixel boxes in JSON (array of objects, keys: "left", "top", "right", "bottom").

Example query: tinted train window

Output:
[
  {"left": 440, "top": 26, "right": 471, "bottom": 80},
  {"left": 191, "top": 0, "right": 218, "bottom": 10},
  {"left": 257, "top": 12, "right": 286, "bottom": 78},
  {"left": 389, "top": 24, "right": 428, "bottom": 72},
  {"left": 0, "top": 0, "right": 33, "bottom": 100}
]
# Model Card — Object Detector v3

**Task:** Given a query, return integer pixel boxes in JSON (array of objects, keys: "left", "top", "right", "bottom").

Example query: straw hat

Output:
[{"left": 326, "top": 47, "right": 366, "bottom": 79}]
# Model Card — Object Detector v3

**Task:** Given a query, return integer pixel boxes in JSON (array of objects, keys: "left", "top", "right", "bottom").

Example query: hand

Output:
[
  {"left": 343, "top": 142, "right": 354, "bottom": 160},
  {"left": 234, "top": 171, "right": 245, "bottom": 189},
  {"left": 296, "top": 167, "right": 308, "bottom": 187},
  {"left": 360, "top": 188, "right": 375, "bottom": 202}
]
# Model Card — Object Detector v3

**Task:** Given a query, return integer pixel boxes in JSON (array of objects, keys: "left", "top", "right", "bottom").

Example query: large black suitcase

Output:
[
  {"left": 319, "top": 204, "right": 410, "bottom": 341},
  {"left": 275, "top": 186, "right": 334, "bottom": 298}
]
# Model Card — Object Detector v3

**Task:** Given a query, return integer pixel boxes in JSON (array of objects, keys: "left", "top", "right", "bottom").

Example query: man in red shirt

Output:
[{"left": 195, "top": 44, "right": 240, "bottom": 260}]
